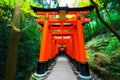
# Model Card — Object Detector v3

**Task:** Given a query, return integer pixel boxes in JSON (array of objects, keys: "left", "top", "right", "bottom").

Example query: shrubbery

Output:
[
  {"left": 106, "top": 37, "right": 120, "bottom": 55},
  {"left": 86, "top": 33, "right": 120, "bottom": 80}
]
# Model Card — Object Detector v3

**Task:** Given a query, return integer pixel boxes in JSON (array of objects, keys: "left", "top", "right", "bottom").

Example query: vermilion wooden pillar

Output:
[
  {"left": 69, "top": 38, "right": 73, "bottom": 58},
  {"left": 70, "top": 35, "right": 75, "bottom": 59},
  {"left": 77, "top": 19, "right": 87, "bottom": 63},
  {"left": 55, "top": 42, "right": 59, "bottom": 56},
  {"left": 66, "top": 42, "right": 69, "bottom": 56},
  {"left": 73, "top": 29, "right": 80, "bottom": 62},
  {"left": 48, "top": 32, "right": 52, "bottom": 60},
  {"left": 51, "top": 37, "right": 56, "bottom": 58},
  {"left": 37, "top": 13, "right": 49, "bottom": 75},
  {"left": 76, "top": 15, "right": 90, "bottom": 78},
  {"left": 45, "top": 30, "right": 52, "bottom": 60},
  {"left": 38, "top": 13, "right": 49, "bottom": 61}
]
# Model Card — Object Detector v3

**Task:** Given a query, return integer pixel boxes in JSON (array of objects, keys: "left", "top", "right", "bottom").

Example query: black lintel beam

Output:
[{"left": 31, "top": 6, "right": 94, "bottom": 12}]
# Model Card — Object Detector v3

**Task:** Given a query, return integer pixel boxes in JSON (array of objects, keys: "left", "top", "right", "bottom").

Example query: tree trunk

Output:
[
  {"left": 4, "top": 0, "right": 20, "bottom": 80},
  {"left": 90, "top": 0, "right": 120, "bottom": 41}
]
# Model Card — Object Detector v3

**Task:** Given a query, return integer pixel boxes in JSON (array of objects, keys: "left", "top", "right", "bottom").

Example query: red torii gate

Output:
[{"left": 31, "top": 6, "right": 94, "bottom": 79}]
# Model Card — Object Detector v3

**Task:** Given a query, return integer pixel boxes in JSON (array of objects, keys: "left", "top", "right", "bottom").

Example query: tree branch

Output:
[{"left": 90, "top": 0, "right": 120, "bottom": 41}]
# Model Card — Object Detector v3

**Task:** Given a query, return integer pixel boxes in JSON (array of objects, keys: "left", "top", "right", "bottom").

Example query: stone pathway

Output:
[{"left": 45, "top": 57, "right": 77, "bottom": 80}]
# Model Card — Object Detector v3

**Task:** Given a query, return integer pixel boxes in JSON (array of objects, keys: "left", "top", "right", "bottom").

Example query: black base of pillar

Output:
[
  {"left": 76, "top": 61, "right": 80, "bottom": 71},
  {"left": 48, "top": 58, "right": 55, "bottom": 67},
  {"left": 78, "top": 62, "right": 90, "bottom": 76},
  {"left": 37, "top": 61, "right": 48, "bottom": 74},
  {"left": 73, "top": 59, "right": 78, "bottom": 68}
]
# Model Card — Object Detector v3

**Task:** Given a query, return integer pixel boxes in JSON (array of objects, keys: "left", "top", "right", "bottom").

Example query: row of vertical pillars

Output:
[
  {"left": 35, "top": 12, "right": 90, "bottom": 78},
  {"left": 36, "top": 52, "right": 90, "bottom": 76}
]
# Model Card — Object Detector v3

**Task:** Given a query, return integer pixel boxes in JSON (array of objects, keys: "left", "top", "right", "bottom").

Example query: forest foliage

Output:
[
  {"left": 0, "top": 0, "right": 41, "bottom": 80},
  {"left": 0, "top": 0, "right": 120, "bottom": 80},
  {"left": 86, "top": 33, "right": 120, "bottom": 80}
]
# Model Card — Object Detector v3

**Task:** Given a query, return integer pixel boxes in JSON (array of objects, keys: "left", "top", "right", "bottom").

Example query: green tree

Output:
[
  {"left": 90, "top": 0, "right": 120, "bottom": 41},
  {"left": 4, "top": 0, "right": 21, "bottom": 80}
]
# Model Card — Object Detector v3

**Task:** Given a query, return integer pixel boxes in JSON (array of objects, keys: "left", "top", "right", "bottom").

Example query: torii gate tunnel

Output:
[{"left": 32, "top": 6, "right": 94, "bottom": 79}]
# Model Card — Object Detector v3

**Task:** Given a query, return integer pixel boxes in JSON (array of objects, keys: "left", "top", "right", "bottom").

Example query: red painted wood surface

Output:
[{"left": 36, "top": 10, "right": 90, "bottom": 63}]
